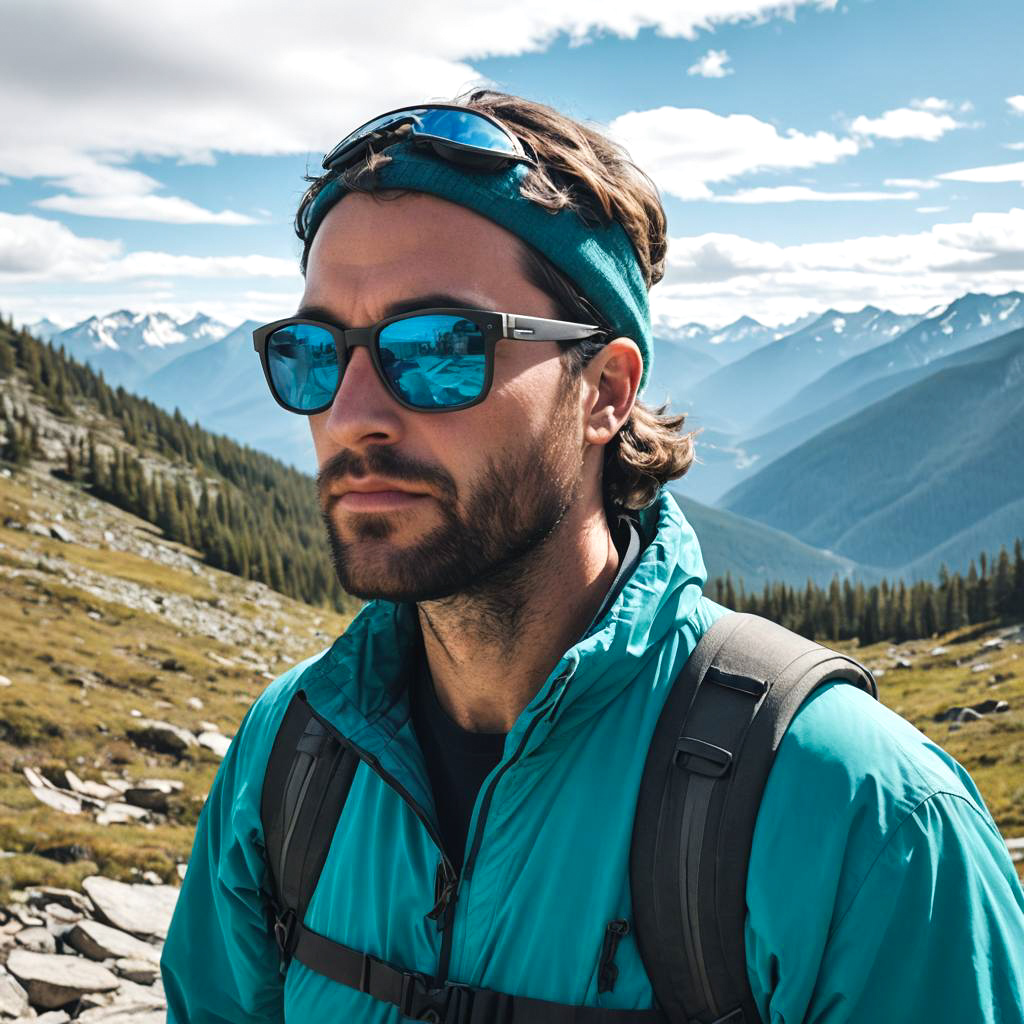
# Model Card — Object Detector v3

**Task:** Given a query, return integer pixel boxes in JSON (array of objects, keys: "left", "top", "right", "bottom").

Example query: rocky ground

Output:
[{"left": 0, "top": 875, "right": 175, "bottom": 1022}]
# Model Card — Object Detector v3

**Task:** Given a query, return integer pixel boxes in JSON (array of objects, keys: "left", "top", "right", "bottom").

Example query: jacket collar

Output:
[{"left": 303, "top": 489, "right": 707, "bottom": 777}]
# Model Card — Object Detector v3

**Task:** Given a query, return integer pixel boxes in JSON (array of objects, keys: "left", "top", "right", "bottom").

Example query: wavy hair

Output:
[{"left": 295, "top": 88, "right": 699, "bottom": 513}]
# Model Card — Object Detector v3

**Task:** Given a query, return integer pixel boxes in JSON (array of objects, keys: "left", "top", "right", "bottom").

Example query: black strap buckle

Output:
[
  {"left": 351, "top": 948, "right": 485, "bottom": 1022},
  {"left": 403, "top": 978, "right": 475, "bottom": 1023},
  {"left": 674, "top": 736, "right": 734, "bottom": 778}
]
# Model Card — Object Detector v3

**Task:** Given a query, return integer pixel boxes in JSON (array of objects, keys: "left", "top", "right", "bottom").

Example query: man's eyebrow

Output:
[{"left": 295, "top": 294, "right": 490, "bottom": 326}]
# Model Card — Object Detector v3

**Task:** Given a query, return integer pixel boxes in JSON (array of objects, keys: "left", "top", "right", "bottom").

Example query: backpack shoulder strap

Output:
[
  {"left": 259, "top": 689, "right": 360, "bottom": 972},
  {"left": 630, "top": 611, "right": 877, "bottom": 1024}
]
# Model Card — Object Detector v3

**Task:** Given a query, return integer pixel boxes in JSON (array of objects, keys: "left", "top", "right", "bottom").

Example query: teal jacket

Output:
[{"left": 161, "top": 491, "right": 1024, "bottom": 1022}]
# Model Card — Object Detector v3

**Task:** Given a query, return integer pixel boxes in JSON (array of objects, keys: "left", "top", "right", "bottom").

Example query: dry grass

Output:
[
  {"left": 1, "top": 466, "right": 1021, "bottom": 904},
  {"left": 0, "top": 467, "right": 351, "bottom": 902}
]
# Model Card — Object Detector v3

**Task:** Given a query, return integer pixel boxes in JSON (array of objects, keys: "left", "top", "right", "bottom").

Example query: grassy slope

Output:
[
  {"left": 831, "top": 627, "right": 1024, "bottom": 859},
  {"left": 0, "top": 465, "right": 1020, "bottom": 902},
  {"left": 0, "top": 465, "right": 350, "bottom": 901}
]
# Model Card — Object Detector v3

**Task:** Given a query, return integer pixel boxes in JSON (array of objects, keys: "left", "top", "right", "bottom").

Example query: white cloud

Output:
[
  {"left": 937, "top": 161, "right": 1024, "bottom": 184},
  {"left": 608, "top": 107, "right": 858, "bottom": 200},
  {"left": 652, "top": 207, "right": 1024, "bottom": 325},
  {"left": 916, "top": 206, "right": 948, "bottom": 213},
  {"left": 4, "top": 152, "right": 258, "bottom": 225},
  {"left": 34, "top": 193, "right": 259, "bottom": 225},
  {"left": 884, "top": 177, "right": 940, "bottom": 189},
  {"left": 712, "top": 185, "right": 918, "bottom": 203},
  {"left": 0, "top": 1, "right": 846, "bottom": 226},
  {"left": 687, "top": 49, "right": 733, "bottom": 78},
  {"left": 0, "top": 1, "right": 840, "bottom": 180},
  {"left": 1008, "top": 95, "right": 1024, "bottom": 115},
  {"left": 911, "top": 97, "right": 951, "bottom": 112},
  {"left": 0, "top": 212, "right": 297, "bottom": 283},
  {"left": 0, "top": 211, "right": 120, "bottom": 276},
  {"left": 850, "top": 106, "right": 960, "bottom": 142},
  {"left": 1007, "top": 142, "right": 1024, "bottom": 151}
]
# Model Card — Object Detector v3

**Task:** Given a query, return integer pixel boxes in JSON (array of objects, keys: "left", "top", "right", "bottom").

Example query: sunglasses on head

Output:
[
  {"left": 252, "top": 308, "right": 607, "bottom": 415},
  {"left": 321, "top": 103, "right": 536, "bottom": 177}
]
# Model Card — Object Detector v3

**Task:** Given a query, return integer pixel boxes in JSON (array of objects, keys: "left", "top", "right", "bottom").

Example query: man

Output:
[{"left": 161, "top": 91, "right": 1024, "bottom": 1022}]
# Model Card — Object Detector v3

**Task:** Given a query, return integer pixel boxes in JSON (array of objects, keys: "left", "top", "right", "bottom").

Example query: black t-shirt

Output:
[{"left": 409, "top": 513, "right": 642, "bottom": 870}]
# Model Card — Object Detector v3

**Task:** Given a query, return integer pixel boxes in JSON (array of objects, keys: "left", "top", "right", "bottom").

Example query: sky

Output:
[{"left": 1, "top": 0, "right": 1022, "bottom": 332}]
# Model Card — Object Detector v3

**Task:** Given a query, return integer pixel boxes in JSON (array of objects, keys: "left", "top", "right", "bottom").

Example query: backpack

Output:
[{"left": 259, "top": 611, "right": 877, "bottom": 1023}]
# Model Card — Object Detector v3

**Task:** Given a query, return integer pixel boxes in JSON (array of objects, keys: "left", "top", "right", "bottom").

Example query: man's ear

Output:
[{"left": 583, "top": 338, "right": 643, "bottom": 447}]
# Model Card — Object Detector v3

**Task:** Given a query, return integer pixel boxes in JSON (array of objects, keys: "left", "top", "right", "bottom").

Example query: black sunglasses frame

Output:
[
  {"left": 321, "top": 103, "right": 537, "bottom": 175},
  {"left": 252, "top": 308, "right": 607, "bottom": 416}
]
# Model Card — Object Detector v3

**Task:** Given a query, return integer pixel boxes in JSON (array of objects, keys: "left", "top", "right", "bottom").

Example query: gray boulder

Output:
[
  {"left": 66, "top": 920, "right": 161, "bottom": 964},
  {"left": 125, "top": 720, "right": 198, "bottom": 756},
  {"left": 934, "top": 699, "right": 1010, "bottom": 723},
  {"left": 113, "top": 957, "right": 160, "bottom": 984},
  {"left": 14, "top": 926, "right": 57, "bottom": 953},
  {"left": 197, "top": 732, "right": 232, "bottom": 759},
  {"left": 27, "top": 888, "right": 94, "bottom": 916},
  {"left": 95, "top": 803, "right": 151, "bottom": 827},
  {"left": 81, "top": 877, "right": 178, "bottom": 941},
  {"left": 5, "top": 948, "right": 119, "bottom": 1009}
]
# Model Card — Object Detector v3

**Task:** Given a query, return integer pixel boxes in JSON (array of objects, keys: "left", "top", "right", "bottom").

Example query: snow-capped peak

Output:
[{"left": 50, "top": 310, "right": 232, "bottom": 358}]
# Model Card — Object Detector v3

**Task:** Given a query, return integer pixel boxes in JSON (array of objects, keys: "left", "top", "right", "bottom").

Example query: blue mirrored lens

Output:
[
  {"left": 413, "top": 109, "right": 519, "bottom": 155},
  {"left": 325, "top": 107, "right": 519, "bottom": 169},
  {"left": 379, "top": 315, "right": 486, "bottom": 409},
  {"left": 267, "top": 324, "right": 338, "bottom": 411}
]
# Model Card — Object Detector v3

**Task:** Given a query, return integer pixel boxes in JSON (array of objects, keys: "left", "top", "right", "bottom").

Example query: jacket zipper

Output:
[
  {"left": 298, "top": 672, "right": 570, "bottom": 989},
  {"left": 298, "top": 693, "right": 460, "bottom": 985},
  {"left": 597, "top": 919, "right": 629, "bottom": 994},
  {"left": 462, "top": 669, "right": 572, "bottom": 883}
]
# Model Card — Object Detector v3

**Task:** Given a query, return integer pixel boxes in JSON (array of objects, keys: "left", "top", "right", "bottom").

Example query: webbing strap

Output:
[
  {"left": 631, "top": 612, "right": 877, "bottom": 1024},
  {"left": 293, "top": 923, "right": 668, "bottom": 1023}
]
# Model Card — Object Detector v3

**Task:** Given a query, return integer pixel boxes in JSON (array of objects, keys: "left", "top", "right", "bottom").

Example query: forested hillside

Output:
[{"left": 0, "top": 317, "right": 359, "bottom": 615}]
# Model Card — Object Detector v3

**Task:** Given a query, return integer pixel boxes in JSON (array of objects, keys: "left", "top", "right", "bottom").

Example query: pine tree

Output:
[
  {"left": 1014, "top": 538, "right": 1024, "bottom": 618},
  {"left": 993, "top": 546, "right": 1013, "bottom": 618},
  {"left": 0, "top": 336, "right": 15, "bottom": 377},
  {"left": 2, "top": 422, "right": 29, "bottom": 465},
  {"left": 827, "top": 576, "right": 842, "bottom": 643}
]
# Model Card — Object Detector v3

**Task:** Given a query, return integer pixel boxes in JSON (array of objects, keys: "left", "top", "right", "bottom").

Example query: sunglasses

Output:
[
  {"left": 252, "top": 308, "right": 606, "bottom": 415},
  {"left": 321, "top": 103, "right": 536, "bottom": 177}
]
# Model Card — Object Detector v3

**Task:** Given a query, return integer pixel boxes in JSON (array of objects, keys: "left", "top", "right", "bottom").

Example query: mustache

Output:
[{"left": 316, "top": 449, "right": 453, "bottom": 502}]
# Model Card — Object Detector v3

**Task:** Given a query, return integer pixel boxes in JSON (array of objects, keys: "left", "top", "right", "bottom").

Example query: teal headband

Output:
[{"left": 302, "top": 143, "right": 653, "bottom": 395}]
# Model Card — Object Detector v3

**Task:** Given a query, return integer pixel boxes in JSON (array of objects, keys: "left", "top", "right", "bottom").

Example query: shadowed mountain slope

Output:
[{"left": 719, "top": 328, "right": 1024, "bottom": 574}]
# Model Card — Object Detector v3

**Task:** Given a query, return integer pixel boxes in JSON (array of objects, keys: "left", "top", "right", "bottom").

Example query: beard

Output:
[{"left": 318, "top": 377, "right": 585, "bottom": 605}]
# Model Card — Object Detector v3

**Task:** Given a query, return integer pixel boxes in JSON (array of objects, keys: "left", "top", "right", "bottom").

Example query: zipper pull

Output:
[
  {"left": 597, "top": 919, "right": 629, "bottom": 994},
  {"left": 426, "top": 858, "right": 458, "bottom": 930}
]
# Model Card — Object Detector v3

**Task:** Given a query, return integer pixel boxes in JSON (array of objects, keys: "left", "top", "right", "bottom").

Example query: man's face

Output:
[{"left": 302, "top": 190, "right": 590, "bottom": 603}]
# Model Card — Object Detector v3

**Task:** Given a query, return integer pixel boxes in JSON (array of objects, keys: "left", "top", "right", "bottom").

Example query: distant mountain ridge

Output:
[
  {"left": 760, "top": 291, "right": 1024, "bottom": 436},
  {"left": 719, "top": 324, "right": 1024, "bottom": 581},
  {"left": 44, "top": 311, "right": 231, "bottom": 391},
  {"left": 686, "top": 304, "right": 925, "bottom": 438},
  {"left": 655, "top": 311, "right": 819, "bottom": 368}
]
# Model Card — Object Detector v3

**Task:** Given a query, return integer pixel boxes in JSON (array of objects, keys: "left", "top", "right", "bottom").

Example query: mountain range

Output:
[
  {"left": 20, "top": 289, "right": 1024, "bottom": 584},
  {"left": 719, "top": 324, "right": 1024, "bottom": 582},
  {"left": 32, "top": 310, "right": 231, "bottom": 390},
  {"left": 686, "top": 305, "right": 926, "bottom": 437}
]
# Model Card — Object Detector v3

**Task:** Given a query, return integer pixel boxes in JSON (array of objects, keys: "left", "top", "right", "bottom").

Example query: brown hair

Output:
[{"left": 295, "top": 88, "right": 699, "bottom": 513}]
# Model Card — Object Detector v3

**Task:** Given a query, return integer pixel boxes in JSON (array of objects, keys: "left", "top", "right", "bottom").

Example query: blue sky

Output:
[{"left": 1, "top": 0, "right": 1022, "bottom": 330}]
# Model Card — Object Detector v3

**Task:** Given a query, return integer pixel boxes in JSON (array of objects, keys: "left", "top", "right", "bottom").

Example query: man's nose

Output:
[{"left": 319, "top": 345, "right": 404, "bottom": 451}]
